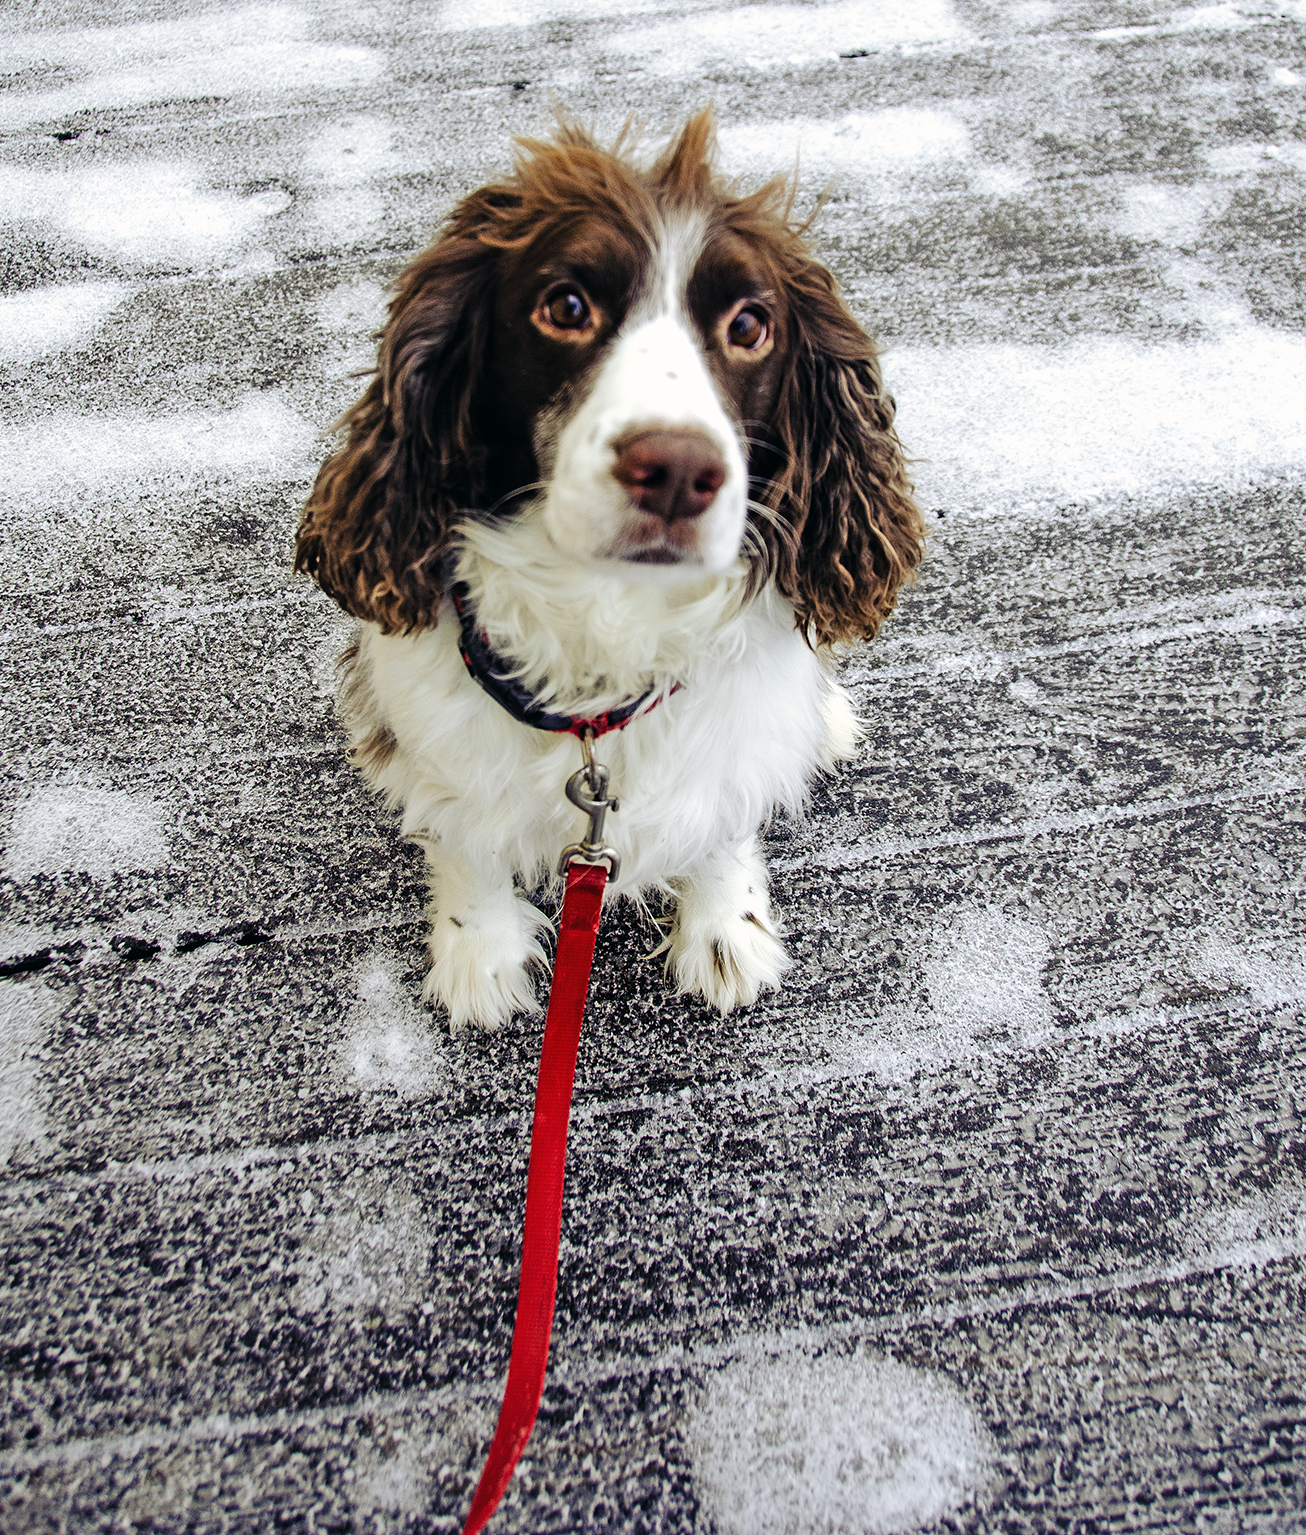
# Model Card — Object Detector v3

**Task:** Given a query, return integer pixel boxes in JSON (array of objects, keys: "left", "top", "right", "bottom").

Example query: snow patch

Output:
[
  {"left": 1269, "top": 66, "right": 1301, "bottom": 86},
  {"left": 306, "top": 185, "right": 385, "bottom": 245},
  {"left": 0, "top": 981, "right": 58, "bottom": 1165},
  {"left": 438, "top": 0, "right": 662, "bottom": 29},
  {"left": 295, "top": 1171, "right": 433, "bottom": 1317},
  {"left": 837, "top": 908, "right": 1053, "bottom": 1083},
  {"left": 352, "top": 1436, "right": 434, "bottom": 1515},
  {"left": 302, "top": 119, "right": 398, "bottom": 243},
  {"left": 1183, "top": 1185, "right": 1306, "bottom": 1266},
  {"left": 925, "top": 909, "right": 1053, "bottom": 1038},
  {"left": 1093, "top": 4, "right": 1265, "bottom": 40},
  {"left": 0, "top": 394, "right": 315, "bottom": 511},
  {"left": 0, "top": 6, "right": 380, "bottom": 128},
  {"left": 613, "top": 0, "right": 968, "bottom": 75},
  {"left": 309, "top": 612, "right": 360, "bottom": 710},
  {"left": 4, "top": 785, "right": 169, "bottom": 879},
  {"left": 1205, "top": 141, "right": 1306, "bottom": 176},
  {"left": 690, "top": 1344, "right": 992, "bottom": 1535},
  {"left": 312, "top": 278, "right": 388, "bottom": 338},
  {"left": 304, "top": 117, "right": 400, "bottom": 185},
  {"left": 313, "top": 276, "right": 387, "bottom": 378},
  {"left": 340, "top": 950, "right": 444, "bottom": 1099},
  {"left": 1192, "top": 933, "right": 1306, "bottom": 1008},
  {"left": 1116, "top": 181, "right": 1212, "bottom": 249},
  {"left": 719, "top": 109, "right": 969, "bottom": 178},
  {"left": 0, "top": 163, "right": 287, "bottom": 270},
  {"left": 890, "top": 329, "right": 1306, "bottom": 512},
  {"left": 0, "top": 282, "right": 128, "bottom": 363}
]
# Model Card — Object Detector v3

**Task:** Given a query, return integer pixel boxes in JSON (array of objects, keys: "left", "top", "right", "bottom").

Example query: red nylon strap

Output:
[{"left": 461, "top": 860, "right": 609, "bottom": 1535}]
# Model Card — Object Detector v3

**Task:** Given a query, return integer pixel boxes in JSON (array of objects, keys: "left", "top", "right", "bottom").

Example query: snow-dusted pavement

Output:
[{"left": 3, "top": 1, "right": 1305, "bottom": 1530}]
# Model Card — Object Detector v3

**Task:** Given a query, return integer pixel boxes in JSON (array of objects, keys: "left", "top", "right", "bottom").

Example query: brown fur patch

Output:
[{"left": 350, "top": 724, "right": 397, "bottom": 773}]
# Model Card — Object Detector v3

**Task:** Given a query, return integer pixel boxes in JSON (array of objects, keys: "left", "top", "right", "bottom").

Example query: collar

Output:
[{"left": 450, "top": 582, "right": 667, "bottom": 739}]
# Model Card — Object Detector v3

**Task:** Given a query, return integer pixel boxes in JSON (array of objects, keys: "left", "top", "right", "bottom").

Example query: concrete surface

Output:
[{"left": 2, "top": 0, "right": 1305, "bottom": 1530}]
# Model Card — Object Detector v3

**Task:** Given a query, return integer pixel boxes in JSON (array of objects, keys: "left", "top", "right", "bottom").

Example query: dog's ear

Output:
[
  {"left": 760, "top": 260, "right": 926, "bottom": 648},
  {"left": 294, "top": 187, "right": 513, "bottom": 633}
]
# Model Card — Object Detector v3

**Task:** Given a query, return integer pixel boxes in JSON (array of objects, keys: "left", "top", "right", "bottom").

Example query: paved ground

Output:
[{"left": 2, "top": 1, "right": 1305, "bottom": 1530}]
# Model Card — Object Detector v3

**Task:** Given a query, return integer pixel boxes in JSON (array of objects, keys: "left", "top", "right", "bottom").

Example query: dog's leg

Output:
[
  {"left": 666, "top": 833, "right": 790, "bottom": 1013},
  {"left": 421, "top": 842, "right": 551, "bottom": 1032}
]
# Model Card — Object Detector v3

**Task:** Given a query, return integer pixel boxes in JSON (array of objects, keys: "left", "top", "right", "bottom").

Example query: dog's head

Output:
[{"left": 295, "top": 111, "right": 925, "bottom": 646}]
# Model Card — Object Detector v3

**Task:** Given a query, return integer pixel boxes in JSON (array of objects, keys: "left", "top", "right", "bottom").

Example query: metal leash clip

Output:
[{"left": 558, "top": 727, "right": 621, "bottom": 879}]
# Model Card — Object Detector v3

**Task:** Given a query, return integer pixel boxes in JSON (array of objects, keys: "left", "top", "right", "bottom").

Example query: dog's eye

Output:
[
  {"left": 726, "top": 306, "right": 768, "bottom": 349},
  {"left": 545, "top": 288, "right": 591, "bottom": 330}
]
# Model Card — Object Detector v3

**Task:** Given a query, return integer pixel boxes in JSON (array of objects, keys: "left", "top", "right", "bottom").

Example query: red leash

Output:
[{"left": 461, "top": 735, "right": 619, "bottom": 1534}]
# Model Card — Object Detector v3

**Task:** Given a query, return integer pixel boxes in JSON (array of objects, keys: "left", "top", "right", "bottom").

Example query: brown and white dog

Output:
[{"left": 296, "top": 111, "right": 925, "bottom": 1032}]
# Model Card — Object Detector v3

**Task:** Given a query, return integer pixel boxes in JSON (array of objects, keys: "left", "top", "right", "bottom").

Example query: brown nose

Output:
[{"left": 611, "top": 429, "right": 727, "bottom": 523}]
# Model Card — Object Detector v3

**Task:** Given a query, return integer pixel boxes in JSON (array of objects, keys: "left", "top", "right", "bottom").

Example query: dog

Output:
[{"left": 295, "top": 111, "right": 925, "bottom": 1032}]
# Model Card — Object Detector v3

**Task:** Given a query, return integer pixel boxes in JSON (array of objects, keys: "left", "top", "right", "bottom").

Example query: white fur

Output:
[
  {"left": 342, "top": 503, "right": 854, "bottom": 1029},
  {"left": 665, "top": 833, "right": 791, "bottom": 1012},
  {"left": 420, "top": 840, "right": 551, "bottom": 1033}
]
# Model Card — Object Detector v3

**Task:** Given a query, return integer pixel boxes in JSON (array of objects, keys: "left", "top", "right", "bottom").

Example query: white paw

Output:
[
  {"left": 668, "top": 894, "right": 791, "bottom": 1014},
  {"left": 423, "top": 893, "right": 551, "bottom": 1033}
]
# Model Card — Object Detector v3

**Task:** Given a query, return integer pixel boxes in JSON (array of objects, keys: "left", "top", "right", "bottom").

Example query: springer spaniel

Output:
[{"left": 296, "top": 112, "right": 924, "bottom": 1031}]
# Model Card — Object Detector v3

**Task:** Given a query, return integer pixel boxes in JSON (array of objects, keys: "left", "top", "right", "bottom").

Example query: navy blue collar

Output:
[{"left": 450, "top": 582, "right": 664, "bottom": 739}]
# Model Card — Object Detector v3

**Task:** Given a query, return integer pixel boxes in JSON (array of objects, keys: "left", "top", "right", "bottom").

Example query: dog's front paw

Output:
[
  {"left": 667, "top": 894, "right": 791, "bottom": 1014},
  {"left": 423, "top": 893, "right": 550, "bottom": 1033}
]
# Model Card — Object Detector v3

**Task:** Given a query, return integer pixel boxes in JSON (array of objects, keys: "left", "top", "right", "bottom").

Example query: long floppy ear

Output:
[
  {"left": 762, "top": 259, "right": 926, "bottom": 649},
  {"left": 294, "top": 187, "right": 513, "bottom": 633}
]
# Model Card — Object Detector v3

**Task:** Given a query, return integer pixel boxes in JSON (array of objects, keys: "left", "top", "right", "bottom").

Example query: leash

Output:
[{"left": 461, "top": 729, "right": 621, "bottom": 1535}]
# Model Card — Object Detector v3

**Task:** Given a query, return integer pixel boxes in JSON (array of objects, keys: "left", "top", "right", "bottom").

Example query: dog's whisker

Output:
[{"left": 485, "top": 482, "right": 548, "bottom": 518}]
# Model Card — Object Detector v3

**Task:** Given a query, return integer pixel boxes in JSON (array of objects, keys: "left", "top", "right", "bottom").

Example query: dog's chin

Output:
[{"left": 603, "top": 536, "right": 748, "bottom": 588}]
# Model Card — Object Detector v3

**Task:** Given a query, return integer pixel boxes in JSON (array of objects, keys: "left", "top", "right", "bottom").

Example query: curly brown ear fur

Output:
[
  {"left": 294, "top": 188, "right": 512, "bottom": 633},
  {"left": 747, "top": 216, "right": 926, "bottom": 647}
]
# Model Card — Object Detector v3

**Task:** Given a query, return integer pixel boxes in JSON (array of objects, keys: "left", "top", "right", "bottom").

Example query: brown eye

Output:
[
  {"left": 545, "top": 288, "right": 590, "bottom": 330},
  {"left": 727, "top": 307, "right": 767, "bottom": 349}
]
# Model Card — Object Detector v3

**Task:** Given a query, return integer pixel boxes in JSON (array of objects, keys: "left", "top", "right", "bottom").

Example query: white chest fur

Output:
[
  {"left": 352, "top": 586, "right": 840, "bottom": 895},
  {"left": 336, "top": 513, "right": 859, "bottom": 1028}
]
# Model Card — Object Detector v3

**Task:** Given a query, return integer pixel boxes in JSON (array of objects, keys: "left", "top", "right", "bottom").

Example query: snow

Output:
[
  {"left": 339, "top": 949, "right": 444, "bottom": 1099},
  {"left": 836, "top": 908, "right": 1053, "bottom": 1084},
  {"left": 351, "top": 1435, "right": 434, "bottom": 1516},
  {"left": 0, "top": 6, "right": 380, "bottom": 129},
  {"left": 690, "top": 1343, "right": 992, "bottom": 1535},
  {"left": 303, "top": 118, "right": 400, "bottom": 244},
  {"left": 1186, "top": 1186, "right": 1306, "bottom": 1267},
  {"left": 3, "top": 784, "right": 169, "bottom": 879},
  {"left": 1193, "top": 933, "right": 1306, "bottom": 1009},
  {"left": 612, "top": 0, "right": 968, "bottom": 74},
  {"left": 0, "top": 981, "right": 57, "bottom": 1166},
  {"left": 437, "top": 0, "right": 664, "bottom": 28},
  {"left": 0, "top": 282, "right": 128, "bottom": 364},
  {"left": 1092, "top": 4, "right": 1266, "bottom": 41},
  {"left": 889, "top": 329, "right": 1306, "bottom": 512},
  {"left": 923, "top": 908, "right": 1053, "bottom": 1043},
  {"left": 0, "top": 394, "right": 316, "bottom": 512},
  {"left": 313, "top": 277, "right": 388, "bottom": 379},
  {"left": 294, "top": 1171, "right": 434, "bottom": 1318},
  {"left": 0, "top": 163, "right": 288, "bottom": 270},
  {"left": 719, "top": 109, "right": 969, "bottom": 179}
]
